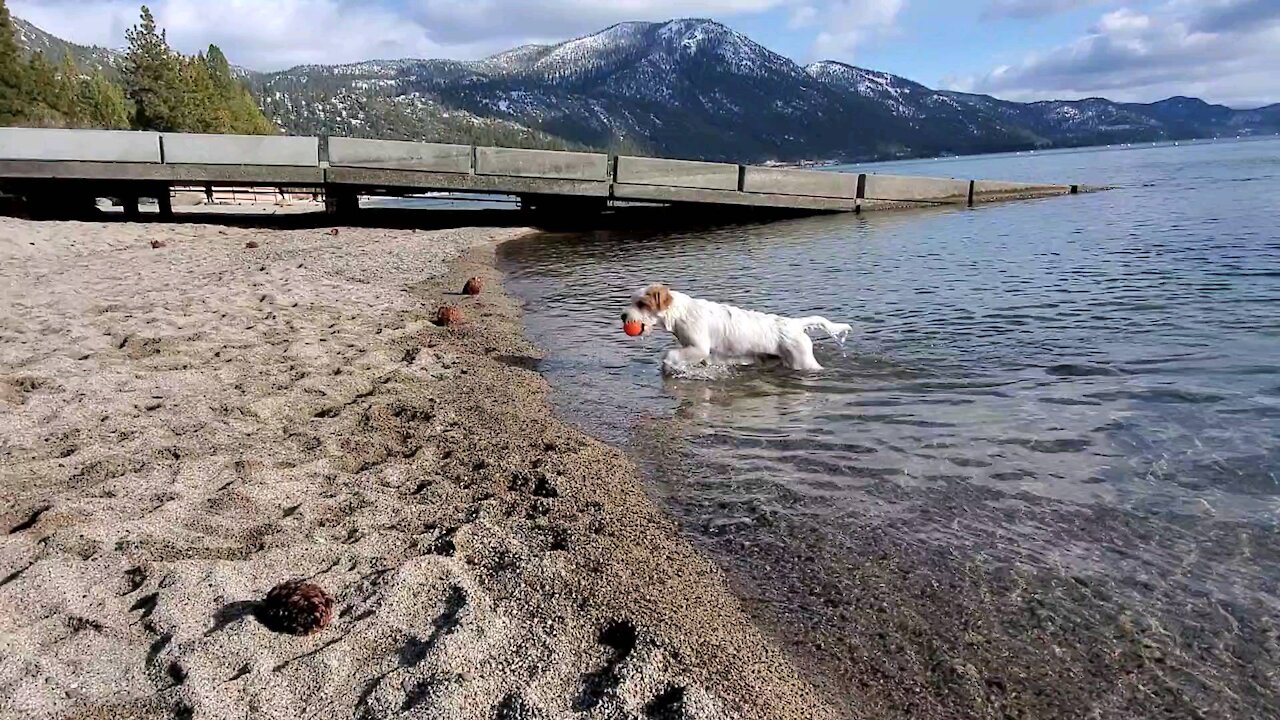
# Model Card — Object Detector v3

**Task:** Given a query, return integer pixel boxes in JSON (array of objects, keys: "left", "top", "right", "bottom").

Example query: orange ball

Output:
[
  {"left": 435, "top": 306, "right": 463, "bottom": 327},
  {"left": 622, "top": 320, "right": 643, "bottom": 337}
]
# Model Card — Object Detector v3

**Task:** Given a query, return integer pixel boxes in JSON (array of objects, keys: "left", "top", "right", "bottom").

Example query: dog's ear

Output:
[{"left": 643, "top": 284, "right": 673, "bottom": 312}]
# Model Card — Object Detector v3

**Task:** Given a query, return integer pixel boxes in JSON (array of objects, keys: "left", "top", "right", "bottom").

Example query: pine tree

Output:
[
  {"left": 124, "top": 5, "right": 183, "bottom": 130},
  {"left": 77, "top": 68, "right": 129, "bottom": 129},
  {"left": 204, "top": 44, "right": 234, "bottom": 94},
  {"left": 7, "top": 2, "right": 273, "bottom": 133},
  {"left": 51, "top": 54, "right": 81, "bottom": 122},
  {"left": 0, "top": 0, "right": 29, "bottom": 124},
  {"left": 176, "top": 52, "right": 215, "bottom": 131},
  {"left": 2, "top": 0, "right": 132, "bottom": 129},
  {"left": 203, "top": 43, "right": 275, "bottom": 134},
  {"left": 23, "top": 52, "right": 62, "bottom": 125},
  {"left": 226, "top": 84, "right": 275, "bottom": 134}
]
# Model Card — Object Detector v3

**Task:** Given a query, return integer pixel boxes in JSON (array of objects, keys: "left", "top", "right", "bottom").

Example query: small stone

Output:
[
  {"left": 435, "top": 306, "right": 463, "bottom": 327},
  {"left": 327, "top": 228, "right": 340, "bottom": 236},
  {"left": 259, "top": 580, "right": 333, "bottom": 635},
  {"left": 245, "top": 241, "right": 260, "bottom": 249},
  {"left": 462, "top": 277, "right": 483, "bottom": 296},
  {"left": 150, "top": 240, "right": 167, "bottom": 249}
]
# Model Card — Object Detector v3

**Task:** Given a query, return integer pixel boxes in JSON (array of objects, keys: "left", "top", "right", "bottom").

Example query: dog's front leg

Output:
[{"left": 662, "top": 344, "right": 710, "bottom": 373}]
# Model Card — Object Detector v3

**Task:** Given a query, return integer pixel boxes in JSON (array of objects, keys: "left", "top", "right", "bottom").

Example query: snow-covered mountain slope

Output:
[
  {"left": 16, "top": 15, "right": 1280, "bottom": 161},
  {"left": 13, "top": 17, "right": 120, "bottom": 74},
  {"left": 252, "top": 18, "right": 1279, "bottom": 160}
]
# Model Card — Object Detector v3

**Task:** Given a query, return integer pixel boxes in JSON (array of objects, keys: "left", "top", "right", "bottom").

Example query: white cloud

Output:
[
  {"left": 1092, "top": 7, "right": 1150, "bottom": 33},
  {"left": 951, "top": 0, "right": 1280, "bottom": 107},
  {"left": 10, "top": 0, "right": 801, "bottom": 69},
  {"left": 788, "top": 4, "right": 819, "bottom": 28},
  {"left": 810, "top": 0, "right": 904, "bottom": 59},
  {"left": 1191, "top": 0, "right": 1280, "bottom": 33},
  {"left": 982, "top": 0, "right": 1105, "bottom": 20},
  {"left": 11, "top": 0, "right": 911, "bottom": 72},
  {"left": 10, "top": 0, "right": 479, "bottom": 67},
  {"left": 400, "top": 0, "right": 788, "bottom": 45}
]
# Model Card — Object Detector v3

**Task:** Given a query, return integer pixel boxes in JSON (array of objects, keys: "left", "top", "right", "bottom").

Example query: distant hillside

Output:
[
  {"left": 12, "top": 16, "right": 119, "bottom": 75},
  {"left": 16, "top": 15, "right": 1280, "bottom": 162}
]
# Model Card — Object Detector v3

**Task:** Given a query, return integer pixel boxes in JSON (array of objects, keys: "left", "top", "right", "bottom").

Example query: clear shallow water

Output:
[{"left": 500, "top": 138, "right": 1280, "bottom": 718}]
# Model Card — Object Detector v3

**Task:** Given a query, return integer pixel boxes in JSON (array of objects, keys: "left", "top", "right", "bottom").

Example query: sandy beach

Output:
[{"left": 0, "top": 216, "right": 834, "bottom": 719}]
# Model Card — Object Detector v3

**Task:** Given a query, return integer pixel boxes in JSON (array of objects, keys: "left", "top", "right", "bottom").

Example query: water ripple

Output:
[{"left": 500, "top": 137, "right": 1280, "bottom": 716}]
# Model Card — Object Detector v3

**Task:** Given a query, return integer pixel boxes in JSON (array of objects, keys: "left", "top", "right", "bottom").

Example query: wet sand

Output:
[{"left": 0, "top": 216, "right": 833, "bottom": 719}]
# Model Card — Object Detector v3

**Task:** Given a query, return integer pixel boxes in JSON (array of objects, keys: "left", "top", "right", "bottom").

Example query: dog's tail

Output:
[{"left": 796, "top": 316, "right": 853, "bottom": 342}]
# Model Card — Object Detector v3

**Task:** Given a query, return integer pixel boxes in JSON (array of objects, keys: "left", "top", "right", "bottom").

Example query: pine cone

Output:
[
  {"left": 259, "top": 580, "right": 333, "bottom": 635},
  {"left": 462, "top": 277, "right": 483, "bottom": 296},
  {"left": 435, "top": 306, "right": 463, "bottom": 327}
]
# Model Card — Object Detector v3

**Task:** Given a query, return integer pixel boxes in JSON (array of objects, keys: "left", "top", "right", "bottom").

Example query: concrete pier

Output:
[
  {"left": 328, "top": 138, "right": 472, "bottom": 173},
  {"left": 474, "top": 147, "right": 609, "bottom": 181},
  {"left": 615, "top": 156, "right": 740, "bottom": 190},
  {"left": 0, "top": 128, "right": 162, "bottom": 163},
  {"left": 862, "top": 173, "right": 971, "bottom": 204},
  {"left": 162, "top": 133, "right": 318, "bottom": 167},
  {"left": 0, "top": 128, "right": 1087, "bottom": 219},
  {"left": 742, "top": 167, "right": 859, "bottom": 199}
]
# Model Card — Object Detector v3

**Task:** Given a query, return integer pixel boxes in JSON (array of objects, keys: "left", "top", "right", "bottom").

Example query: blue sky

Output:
[
  {"left": 11, "top": 0, "right": 1279, "bottom": 107},
  {"left": 727, "top": 1, "right": 1124, "bottom": 90}
]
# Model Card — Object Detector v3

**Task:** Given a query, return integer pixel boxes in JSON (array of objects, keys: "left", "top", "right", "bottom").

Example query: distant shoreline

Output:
[{"left": 772, "top": 132, "right": 1280, "bottom": 169}]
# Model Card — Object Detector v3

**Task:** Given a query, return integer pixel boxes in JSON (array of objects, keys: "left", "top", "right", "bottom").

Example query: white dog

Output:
[{"left": 621, "top": 283, "right": 852, "bottom": 372}]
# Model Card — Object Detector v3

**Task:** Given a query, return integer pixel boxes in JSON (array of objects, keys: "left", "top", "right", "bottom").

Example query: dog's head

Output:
[{"left": 621, "top": 283, "right": 674, "bottom": 335}]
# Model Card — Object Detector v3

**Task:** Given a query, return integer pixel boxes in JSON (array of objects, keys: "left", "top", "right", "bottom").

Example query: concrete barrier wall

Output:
[
  {"left": 971, "top": 179, "right": 1071, "bottom": 197},
  {"left": 0, "top": 128, "right": 1084, "bottom": 214},
  {"left": 615, "top": 156, "right": 739, "bottom": 190},
  {"left": 742, "top": 167, "right": 858, "bottom": 199},
  {"left": 863, "top": 173, "right": 970, "bottom": 203},
  {"left": 162, "top": 133, "right": 319, "bottom": 166},
  {"left": 328, "top": 138, "right": 472, "bottom": 173},
  {"left": 0, "top": 128, "right": 162, "bottom": 163},
  {"left": 474, "top": 147, "right": 607, "bottom": 180},
  {"left": 613, "top": 183, "right": 858, "bottom": 211}
]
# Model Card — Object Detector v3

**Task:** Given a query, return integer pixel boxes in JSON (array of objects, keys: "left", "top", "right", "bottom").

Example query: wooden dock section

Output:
[{"left": 0, "top": 128, "right": 1083, "bottom": 218}]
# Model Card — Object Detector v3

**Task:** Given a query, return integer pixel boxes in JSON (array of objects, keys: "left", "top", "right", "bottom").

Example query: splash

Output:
[
  {"left": 660, "top": 361, "right": 740, "bottom": 381},
  {"left": 831, "top": 326, "right": 851, "bottom": 347}
]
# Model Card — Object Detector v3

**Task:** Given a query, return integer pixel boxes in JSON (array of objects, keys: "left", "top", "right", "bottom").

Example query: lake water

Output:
[{"left": 498, "top": 138, "right": 1280, "bottom": 719}]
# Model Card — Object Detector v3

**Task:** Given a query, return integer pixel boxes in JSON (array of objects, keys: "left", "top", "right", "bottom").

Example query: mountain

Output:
[
  {"left": 804, "top": 61, "right": 1043, "bottom": 148},
  {"left": 251, "top": 62, "right": 593, "bottom": 152},
  {"left": 251, "top": 19, "right": 1280, "bottom": 162},
  {"left": 14, "top": 15, "right": 1280, "bottom": 162},
  {"left": 12, "top": 16, "right": 120, "bottom": 75},
  {"left": 936, "top": 92, "right": 1276, "bottom": 148}
]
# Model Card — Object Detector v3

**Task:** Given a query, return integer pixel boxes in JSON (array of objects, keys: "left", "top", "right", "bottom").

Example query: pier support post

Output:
[
  {"left": 519, "top": 194, "right": 608, "bottom": 229},
  {"left": 519, "top": 194, "right": 606, "bottom": 214},
  {"left": 22, "top": 185, "right": 96, "bottom": 220},
  {"left": 325, "top": 189, "right": 359, "bottom": 217},
  {"left": 70, "top": 193, "right": 99, "bottom": 219},
  {"left": 122, "top": 193, "right": 140, "bottom": 219},
  {"left": 156, "top": 186, "right": 173, "bottom": 219}
]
